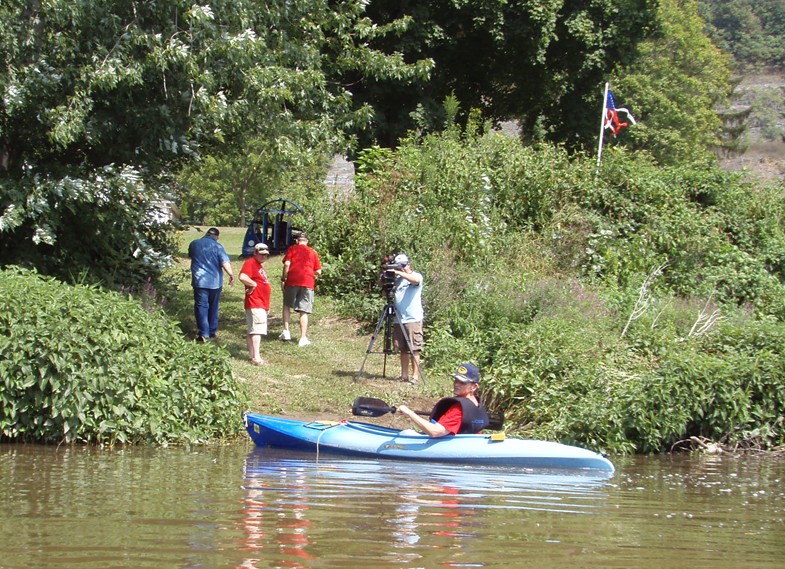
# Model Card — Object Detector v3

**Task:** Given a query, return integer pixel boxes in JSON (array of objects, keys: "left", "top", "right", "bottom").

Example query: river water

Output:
[{"left": 1, "top": 442, "right": 783, "bottom": 569}]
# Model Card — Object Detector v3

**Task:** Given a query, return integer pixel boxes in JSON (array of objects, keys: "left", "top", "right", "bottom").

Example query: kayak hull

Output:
[{"left": 244, "top": 413, "right": 614, "bottom": 473}]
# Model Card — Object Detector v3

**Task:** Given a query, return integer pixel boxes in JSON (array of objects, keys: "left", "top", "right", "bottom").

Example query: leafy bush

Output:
[
  {"left": 487, "top": 296, "right": 785, "bottom": 454},
  {"left": 0, "top": 267, "right": 247, "bottom": 444},
  {"left": 311, "top": 125, "right": 785, "bottom": 453}
]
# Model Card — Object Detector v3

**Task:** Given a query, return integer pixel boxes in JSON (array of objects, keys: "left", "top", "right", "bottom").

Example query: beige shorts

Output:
[
  {"left": 393, "top": 321, "right": 423, "bottom": 354},
  {"left": 245, "top": 308, "right": 268, "bottom": 335}
]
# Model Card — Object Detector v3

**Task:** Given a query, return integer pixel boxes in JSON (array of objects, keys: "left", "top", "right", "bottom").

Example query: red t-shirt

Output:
[
  {"left": 240, "top": 257, "right": 271, "bottom": 310},
  {"left": 437, "top": 404, "right": 463, "bottom": 435},
  {"left": 282, "top": 244, "right": 321, "bottom": 289}
]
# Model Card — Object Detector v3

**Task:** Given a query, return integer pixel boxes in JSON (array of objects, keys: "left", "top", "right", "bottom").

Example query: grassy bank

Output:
[{"left": 171, "top": 226, "right": 440, "bottom": 427}]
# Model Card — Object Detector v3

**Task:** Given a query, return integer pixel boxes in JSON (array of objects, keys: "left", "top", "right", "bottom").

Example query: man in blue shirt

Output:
[
  {"left": 188, "top": 227, "right": 235, "bottom": 342},
  {"left": 389, "top": 253, "right": 424, "bottom": 382}
]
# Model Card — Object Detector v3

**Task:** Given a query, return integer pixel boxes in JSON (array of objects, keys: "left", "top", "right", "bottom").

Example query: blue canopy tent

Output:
[{"left": 241, "top": 198, "right": 304, "bottom": 257}]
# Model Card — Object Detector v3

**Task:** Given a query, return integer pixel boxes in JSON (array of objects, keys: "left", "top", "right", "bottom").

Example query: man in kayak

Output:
[{"left": 397, "top": 363, "right": 490, "bottom": 437}]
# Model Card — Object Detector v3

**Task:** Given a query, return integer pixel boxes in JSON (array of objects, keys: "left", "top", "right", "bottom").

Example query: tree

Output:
[
  {"left": 341, "top": 0, "right": 657, "bottom": 149},
  {"left": 177, "top": 136, "right": 331, "bottom": 226},
  {"left": 0, "top": 0, "right": 429, "bottom": 287},
  {"left": 611, "top": 0, "right": 734, "bottom": 165},
  {"left": 699, "top": 0, "right": 785, "bottom": 70}
]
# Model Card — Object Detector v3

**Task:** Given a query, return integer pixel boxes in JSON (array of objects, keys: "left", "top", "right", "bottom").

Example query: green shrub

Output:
[
  {"left": 505, "top": 299, "right": 785, "bottom": 454},
  {"left": 0, "top": 267, "right": 247, "bottom": 444},
  {"left": 310, "top": 126, "right": 785, "bottom": 453}
]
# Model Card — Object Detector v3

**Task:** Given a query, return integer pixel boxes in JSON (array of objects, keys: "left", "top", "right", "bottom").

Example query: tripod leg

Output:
[
  {"left": 383, "top": 305, "right": 396, "bottom": 354},
  {"left": 354, "top": 305, "right": 389, "bottom": 382}
]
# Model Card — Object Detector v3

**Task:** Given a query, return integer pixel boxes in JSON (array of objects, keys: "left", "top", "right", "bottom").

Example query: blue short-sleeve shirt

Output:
[
  {"left": 394, "top": 271, "right": 424, "bottom": 323},
  {"left": 189, "top": 236, "right": 230, "bottom": 289}
]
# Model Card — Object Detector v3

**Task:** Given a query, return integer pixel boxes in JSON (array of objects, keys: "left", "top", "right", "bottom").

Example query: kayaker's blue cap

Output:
[{"left": 452, "top": 363, "right": 480, "bottom": 383}]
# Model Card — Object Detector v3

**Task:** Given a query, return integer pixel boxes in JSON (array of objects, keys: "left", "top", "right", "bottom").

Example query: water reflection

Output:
[
  {"left": 238, "top": 448, "right": 615, "bottom": 568},
  {"left": 239, "top": 453, "right": 316, "bottom": 569},
  {"left": 1, "top": 443, "right": 783, "bottom": 569},
  {"left": 609, "top": 454, "right": 785, "bottom": 568}
]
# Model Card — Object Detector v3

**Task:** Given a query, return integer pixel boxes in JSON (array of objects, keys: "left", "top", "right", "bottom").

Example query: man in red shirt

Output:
[
  {"left": 397, "top": 363, "right": 490, "bottom": 437},
  {"left": 239, "top": 242, "right": 272, "bottom": 365},
  {"left": 279, "top": 232, "right": 322, "bottom": 347}
]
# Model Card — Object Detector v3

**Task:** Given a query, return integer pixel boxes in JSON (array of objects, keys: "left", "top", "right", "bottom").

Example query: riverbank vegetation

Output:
[
  {"left": 2, "top": 2, "right": 785, "bottom": 454},
  {"left": 0, "top": 267, "right": 244, "bottom": 444},
  {"left": 300, "top": 125, "right": 785, "bottom": 455},
  {"left": 5, "top": 126, "right": 784, "bottom": 454}
]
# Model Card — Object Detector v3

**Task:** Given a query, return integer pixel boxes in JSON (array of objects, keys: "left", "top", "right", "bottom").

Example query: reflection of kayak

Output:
[{"left": 244, "top": 413, "right": 615, "bottom": 473}]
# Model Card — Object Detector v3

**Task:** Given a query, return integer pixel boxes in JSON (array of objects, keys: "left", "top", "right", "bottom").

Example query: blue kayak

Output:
[{"left": 244, "top": 413, "right": 614, "bottom": 473}]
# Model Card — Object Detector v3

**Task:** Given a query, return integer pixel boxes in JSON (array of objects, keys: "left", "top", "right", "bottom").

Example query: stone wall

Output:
[{"left": 324, "top": 154, "right": 355, "bottom": 199}]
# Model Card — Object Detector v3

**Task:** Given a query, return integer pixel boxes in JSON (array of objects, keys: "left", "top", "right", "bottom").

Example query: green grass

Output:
[{"left": 170, "top": 227, "right": 440, "bottom": 425}]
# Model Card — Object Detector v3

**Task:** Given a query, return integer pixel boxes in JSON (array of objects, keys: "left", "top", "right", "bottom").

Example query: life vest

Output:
[{"left": 430, "top": 397, "right": 490, "bottom": 434}]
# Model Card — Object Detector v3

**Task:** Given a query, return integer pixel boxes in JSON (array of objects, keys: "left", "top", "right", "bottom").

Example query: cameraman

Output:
[{"left": 389, "top": 253, "right": 424, "bottom": 382}]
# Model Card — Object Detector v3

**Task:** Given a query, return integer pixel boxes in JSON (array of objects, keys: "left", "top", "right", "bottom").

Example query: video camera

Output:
[
  {"left": 379, "top": 254, "right": 403, "bottom": 297},
  {"left": 382, "top": 261, "right": 405, "bottom": 272}
]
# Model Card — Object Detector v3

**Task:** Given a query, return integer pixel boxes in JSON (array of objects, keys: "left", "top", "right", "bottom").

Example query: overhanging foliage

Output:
[{"left": 0, "top": 0, "right": 430, "bottom": 287}]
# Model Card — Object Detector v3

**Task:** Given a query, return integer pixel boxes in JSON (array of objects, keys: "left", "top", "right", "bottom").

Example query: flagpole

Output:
[{"left": 596, "top": 81, "right": 609, "bottom": 173}]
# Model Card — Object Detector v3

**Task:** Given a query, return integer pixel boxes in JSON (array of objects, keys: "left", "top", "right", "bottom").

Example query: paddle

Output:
[
  {"left": 351, "top": 396, "right": 427, "bottom": 418},
  {"left": 351, "top": 396, "right": 504, "bottom": 430}
]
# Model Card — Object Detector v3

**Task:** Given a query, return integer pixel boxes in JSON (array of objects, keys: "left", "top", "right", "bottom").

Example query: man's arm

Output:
[
  {"left": 238, "top": 272, "right": 255, "bottom": 289},
  {"left": 221, "top": 261, "right": 235, "bottom": 285},
  {"left": 394, "top": 270, "right": 421, "bottom": 285},
  {"left": 397, "top": 405, "right": 451, "bottom": 438}
]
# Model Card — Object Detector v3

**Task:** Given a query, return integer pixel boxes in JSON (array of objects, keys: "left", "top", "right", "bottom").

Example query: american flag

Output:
[{"left": 605, "top": 90, "right": 636, "bottom": 136}]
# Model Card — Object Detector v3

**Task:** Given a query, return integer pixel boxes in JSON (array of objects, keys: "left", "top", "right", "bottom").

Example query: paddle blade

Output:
[{"left": 352, "top": 396, "right": 396, "bottom": 418}]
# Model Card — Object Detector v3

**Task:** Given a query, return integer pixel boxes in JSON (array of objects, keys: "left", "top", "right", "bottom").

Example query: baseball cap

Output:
[
  {"left": 394, "top": 253, "right": 409, "bottom": 266},
  {"left": 254, "top": 242, "right": 270, "bottom": 254},
  {"left": 296, "top": 231, "right": 309, "bottom": 241},
  {"left": 206, "top": 227, "right": 220, "bottom": 237},
  {"left": 451, "top": 363, "right": 480, "bottom": 383}
]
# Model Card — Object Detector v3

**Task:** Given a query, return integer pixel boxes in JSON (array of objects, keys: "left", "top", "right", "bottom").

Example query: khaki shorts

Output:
[
  {"left": 245, "top": 308, "right": 268, "bottom": 335},
  {"left": 283, "top": 286, "right": 315, "bottom": 314},
  {"left": 393, "top": 321, "right": 423, "bottom": 354}
]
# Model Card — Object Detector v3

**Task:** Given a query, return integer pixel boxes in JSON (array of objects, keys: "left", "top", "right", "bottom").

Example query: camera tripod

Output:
[{"left": 354, "top": 295, "right": 422, "bottom": 383}]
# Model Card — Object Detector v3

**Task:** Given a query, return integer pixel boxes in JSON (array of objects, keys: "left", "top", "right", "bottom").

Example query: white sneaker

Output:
[
  {"left": 279, "top": 330, "right": 291, "bottom": 341},
  {"left": 298, "top": 337, "right": 311, "bottom": 347}
]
